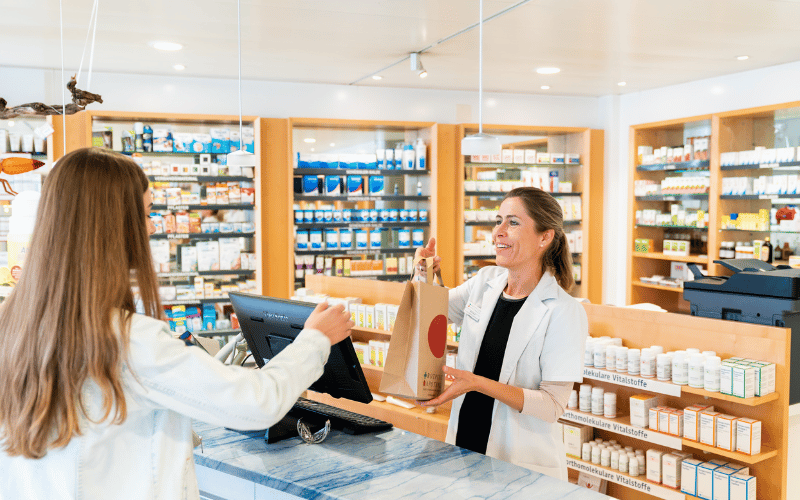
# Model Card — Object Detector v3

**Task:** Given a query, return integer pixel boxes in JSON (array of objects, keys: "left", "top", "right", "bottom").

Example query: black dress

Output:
[{"left": 455, "top": 294, "right": 526, "bottom": 455}]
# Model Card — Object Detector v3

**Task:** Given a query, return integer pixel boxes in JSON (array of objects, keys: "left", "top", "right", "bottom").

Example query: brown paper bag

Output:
[{"left": 379, "top": 257, "right": 449, "bottom": 401}]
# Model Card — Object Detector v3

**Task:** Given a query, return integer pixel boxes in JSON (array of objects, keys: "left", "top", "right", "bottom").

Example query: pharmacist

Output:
[{"left": 418, "top": 187, "right": 588, "bottom": 480}]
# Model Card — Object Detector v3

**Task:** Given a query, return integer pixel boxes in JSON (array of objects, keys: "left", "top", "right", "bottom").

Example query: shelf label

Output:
[
  {"left": 153, "top": 176, "right": 198, "bottom": 182},
  {"left": 565, "top": 459, "right": 684, "bottom": 500},
  {"left": 167, "top": 233, "right": 190, "bottom": 239},
  {"left": 346, "top": 169, "right": 380, "bottom": 175},
  {"left": 561, "top": 411, "right": 683, "bottom": 449},
  {"left": 583, "top": 367, "right": 681, "bottom": 396},
  {"left": 166, "top": 205, "right": 190, "bottom": 211},
  {"left": 758, "top": 195, "right": 777, "bottom": 200}
]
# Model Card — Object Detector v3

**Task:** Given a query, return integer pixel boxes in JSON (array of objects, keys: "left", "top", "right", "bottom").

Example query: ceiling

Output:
[{"left": 2, "top": 0, "right": 800, "bottom": 97}]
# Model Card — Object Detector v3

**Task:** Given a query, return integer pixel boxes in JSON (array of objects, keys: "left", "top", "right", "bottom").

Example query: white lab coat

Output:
[
  {"left": 445, "top": 266, "right": 587, "bottom": 480},
  {"left": 0, "top": 313, "right": 331, "bottom": 500}
]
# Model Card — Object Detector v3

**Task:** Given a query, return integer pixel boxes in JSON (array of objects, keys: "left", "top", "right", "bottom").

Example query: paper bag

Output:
[{"left": 379, "top": 257, "right": 449, "bottom": 400}]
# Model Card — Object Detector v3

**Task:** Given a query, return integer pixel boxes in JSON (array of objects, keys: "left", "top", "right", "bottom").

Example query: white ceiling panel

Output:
[{"left": 1, "top": 0, "right": 800, "bottom": 96}]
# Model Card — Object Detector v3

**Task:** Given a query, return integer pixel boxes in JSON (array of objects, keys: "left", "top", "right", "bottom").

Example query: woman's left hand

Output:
[{"left": 419, "top": 365, "right": 480, "bottom": 407}]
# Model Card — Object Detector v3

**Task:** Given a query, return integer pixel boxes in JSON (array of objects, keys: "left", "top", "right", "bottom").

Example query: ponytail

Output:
[{"left": 543, "top": 229, "right": 575, "bottom": 291}]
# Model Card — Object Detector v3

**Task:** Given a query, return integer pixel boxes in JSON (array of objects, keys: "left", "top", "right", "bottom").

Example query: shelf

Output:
[
  {"left": 121, "top": 151, "right": 228, "bottom": 157},
  {"left": 294, "top": 222, "right": 429, "bottom": 229},
  {"left": 150, "top": 232, "right": 255, "bottom": 240},
  {"left": 680, "top": 440, "right": 778, "bottom": 464},
  {"left": 720, "top": 194, "right": 779, "bottom": 200},
  {"left": 151, "top": 203, "right": 254, "bottom": 211},
  {"left": 636, "top": 224, "right": 707, "bottom": 231},
  {"left": 294, "top": 248, "right": 417, "bottom": 256},
  {"left": 294, "top": 168, "right": 429, "bottom": 176},
  {"left": 465, "top": 253, "right": 581, "bottom": 261},
  {"left": 680, "top": 386, "right": 779, "bottom": 406},
  {"left": 352, "top": 326, "right": 459, "bottom": 348},
  {"left": 464, "top": 162, "right": 581, "bottom": 168},
  {"left": 157, "top": 270, "right": 255, "bottom": 278},
  {"left": 636, "top": 160, "right": 710, "bottom": 172},
  {"left": 561, "top": 410, "right": 683, "bottom": 449},
  {"left": 565, "top": 457, "right": 686, "bottom": 500},
  {"left": 193, "top": 329, "right": 241, "bottom": 337},
  {"left": 148, "top": 175, "right": 253, "bottom": 183},
  {"left": 718, "top": 227, "right": 770, "bottom": 232},
  {"left": 465, "top": 191, "right": 581, "bottom": 198},
  {"left": 632, "top": 281, "right": 683, "bottom": 293},
  {"left": 632, "top": 252, "right": 708, "bottom": 264},
  {"left": 466, "top": 219, "right": 581, "bottom": 226},
  {"left": 161, "top": 297, "right": 234, "bottom": 305},
  {"left": 721, "top": 160, "right": 800, "bottom": 171},
  {"left": 635, "top": 194, "right": 709, "bottom": 201},
  {"left": 295, "top": 195, "right": 429, "bottom": 202},
  {"left": 346, "top": 274, "right": 409, "bottom": 282}
]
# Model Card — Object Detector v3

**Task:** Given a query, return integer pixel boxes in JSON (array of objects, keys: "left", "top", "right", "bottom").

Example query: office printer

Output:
[{"left": 684, "top": 258, "right": 800, "bottom": 404}]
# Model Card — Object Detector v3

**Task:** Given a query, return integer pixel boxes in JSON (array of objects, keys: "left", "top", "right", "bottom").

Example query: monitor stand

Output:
[{"left": 263, "top": 411, "right": 328, "bottom": 444}]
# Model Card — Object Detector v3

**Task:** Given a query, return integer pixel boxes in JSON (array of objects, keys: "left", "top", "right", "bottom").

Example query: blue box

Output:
[
  {"left": 210, "top": 128, "right": 229, "bottom": 154},
  {"left": 369, "top": 209, "right": 378, "bottom": 222},
  {"left": 368, "top": 175, "right": 385, "bottom": 195},
  {"left": 419, "top": 208, "right": 428, "bottom": 221},
  {"left": 314, "top": 210, "right": 325, "bottom": 223},
  {"left": 325, "top": 176, "right": 341, "bottom": 196},
  {"left": 323, "top": 210, "right": 333, "bottom": 223},
  {"left": 379, "top": 209, "right": 389, "bottom": 222},
  {"left": 347, "top": 175, "right": 363, "bottom": 195},
  {"left": 389, "top": 209, "right": 399, "bottom": 222},
  {"left": 342, "top": 209, "right": 352, "bottom": 222},
  {"left": 294, "top": 210, "right": 304, "bottom": 224},
  {"left": 303, "top": 175, "right": 319, "bottom": 195},
  {"left": 303, "top": 210, "right": 314, "bottom": 223},
  {"left": 359, "top": 209, "right": 370, "bottom": 222},
  {"left": 333, "top": 210, "right": 343, "bottom": 223},
  {"left": 340, "top": 229, "right": 352, "bottom": 249},
  {"left": 202, "top": 304, "right": 216, "bottom": 331}
]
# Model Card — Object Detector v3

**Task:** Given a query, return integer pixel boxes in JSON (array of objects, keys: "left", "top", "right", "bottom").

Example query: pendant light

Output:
[
  {"left": 227, "top": 0, "right": 256, "bottom": 168},
  {"left": 461, "top": 0, "right": 501, "bottom": 156}
]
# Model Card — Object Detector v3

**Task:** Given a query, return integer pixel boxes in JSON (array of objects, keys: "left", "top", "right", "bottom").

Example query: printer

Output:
[{"left": 684, "top": 258, "right": 800, "bottom": 404}]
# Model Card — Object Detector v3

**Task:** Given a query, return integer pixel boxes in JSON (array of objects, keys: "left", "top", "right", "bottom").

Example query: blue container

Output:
[
  {"left": 325, "top": 229, "right": 339, "bottom": 250},
  {"left": 347, "top": 175, "right": 363, "bottom": 195},
  {"left": 302, "top": 175, "right": 319, "bottom": 195},
  {"left": 333, "top": 210, "right": 343, "bottom": 223},
  {"left": 379, "top": 209, "right": 390, "bottom": 222},
  {"left": 398, "top": 229, "right": 411, "bottom": 248},
  {"left": 359, "top": 209, "right": 370, "bottom": 222},
  {"left": 419, "top": 208, "right": 428, "bottom": 222},
  {"left": 314, "top": 210, "right": 325, "bottom": 223},
  {"left": 325, "top": 175, "right": 341, "bottom": 196},
  {"left": 303, "top": 210, "right": 314, "bottom": 223},
  {"left": 340, "top": 229, "right": 353, "bottom": 249},
  {"left": 369, "top": 209, "right": 378, "bottom": 222},
  {"left": 342, "top": 209, "right": 352, "bottom": 222},
  {"left": 355, "top": 229, "right": 368, "bottom": 249},
  {"left": 368, "top": 175, "right": 385, "bottom": 195},
  {"left": 407, "top": 209, "right": 418, "bottom": 221},
  {"left": 309, "top": 229, "right": 323, "bottom": 250},
  {"left": 388, "top": 209, "right": 399, "bottom": 222},
  {"left": 296, "top": 230, "right": 309, "bottom": 250},
  {"left": 399, "top": 209, "right": 409, "bottom": 222},
  {"left": 323, "top": 210, "right": 333, "bottom": 223},
  {"left": 412, "top": 229, "right": 425, "bottom": 247},
  {"left": 294, "top": 210, "right": 304, "bottom": 224},
  {"left": 369, "top": 229, "right": 382, "bottom": 249}
]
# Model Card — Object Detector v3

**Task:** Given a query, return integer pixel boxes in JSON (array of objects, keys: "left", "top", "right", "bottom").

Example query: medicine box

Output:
[
  {"left": 562, "top": 422, "right": 593, "bottom": 459},
  {"left": 364, "top": 305, "right": 375, "bottom": 329},
  {"left": 696, "top": 462, "right": 721, "bottom": 500},
  {"left": 732, "top": 365, "right": 756, "bottom": 398},
  {"left": 566, "top": 153, "right": 580, "bottom": 164},
  {"left": 649, "top": 407, "right": 661, "bottom": 431},
  {"left": 646, "top": 449, "right": 664, "bottom": 484},
  {"left": 751, "top": 362, "right": 776, "bottom": 396},
  {"left": 699, "top": 410, "right": 720, "bottom": 446},
  {"left": 661, "top": 453, "right": 683, "bottom": 489},
  {"left": 536, "top": 152, "right": 550, "bottom": 164},
  {"left": 669, "top": 410, "right": 684, "bottom": 436},
  {"left": 713, "top": 467, "right": 738, "bottom": 500},
  {"left": 736, "top": 418, "right": 761, "bottom": 455},
  {"left": 501, "top": 149, "right": 513, "bottom": 163},
  {"left": 513, "top": 149, "right": 525, "bottom": 164},
  {"left": 630, "top": 394, "right": 659, "bottom": 428},
  {"left": 729, "top": 474, "right": 756, "bottom": 500},
  {"left": 524, "top": 149, "right": 537, "bottom": 164},
  {"left": 681, "top": 458, "right": 703, "bottom": 496},
  {"left": 659, "top": 408, "right": 672, "bottom": 435},
  {"left": 715, "top": 414, "right": 738, "bottom": 452}
]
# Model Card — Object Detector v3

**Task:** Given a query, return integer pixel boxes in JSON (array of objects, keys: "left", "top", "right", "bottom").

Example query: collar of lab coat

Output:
[{"left": 480, "top": 269, "right": 559, "bottom": 384}]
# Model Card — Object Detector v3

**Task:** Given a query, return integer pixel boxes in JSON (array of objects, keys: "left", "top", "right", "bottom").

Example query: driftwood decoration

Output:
[{"left": 0, "top": 75, "right": 102, "bottom": 119}]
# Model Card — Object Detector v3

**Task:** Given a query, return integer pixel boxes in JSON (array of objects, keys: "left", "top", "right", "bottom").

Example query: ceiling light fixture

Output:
[
  {"left": 618, "top": 81, "right": 627, "bottom": 86},
  {"left": 226, "top": 0, "right": 256, "bottom": 168},
  {"left": 150, "top": 41, "right": 183, "bottom": 51},
  {"left": 461, "top": 0, "right": 501, "bottom": 157},
  {"left": 372, "top": 75, "right": 382, "bottom": 80},
  {"left": 173, "top": 64, "right": 185, "bottom": 71},
  {"left": 330, "top": 143, "right": 335, "bottom": 147},
  {"left": 304, "top": 138, "right": 316, "bottom": 143},
  {"left": 536, "top": 67, "right": 560, "bottom": 75},
  {"left": 540, "top": 85, "right": 550, "bottom": 90},
  {"left": 410, "top": 52, "right": 428, "bottom": 79},
  {"left": 737, "top": 55, "right": 749, "bottom": 61}
]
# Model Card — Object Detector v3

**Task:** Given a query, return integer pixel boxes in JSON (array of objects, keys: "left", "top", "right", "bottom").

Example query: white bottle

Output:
[
  {"left": 582, "top": 442, "right": 592, "bottom": 461},
  {"left": 656, "top": 353, "right": 672, "bottom": 381},
  {"left": 672, "top": 351, "right": 688, "bottom": 385},
  {"left": 416, "top": 180, "right": 423, "bottom": 196},
  {"left": 640, "top": 350, "right": 656, "bottom": 378},
  {"left": 619, "top": 452, "right": 629, "bottom": 473},
  {"left": 628, "top": 348, "right": 641, "bottom": 375},
  {"left": 629, "top": 455, "right": 640, "bottom": 476},
  {"left": 616, "top": 346, "right": 628, "bottom": 372},
  {"left": 605, "top": 344, "right": 617, "bottom": 372},
  {"left": 591, "top": 444, "right": 601, "bottom": 464},
  {"left": 567, "top": 390, "right": 578, "bottom": 410},
  {"left": 593, "top": 341, "right": 607, "bottom": 369},
  {"left": 688, "top": 353, "right": 705, "bottom": 388},
  {"left": 601, "top": 448, "right": 611, "bottom": 467},
  {"left": 611, "top": 450, "right": 620, "bottom": 470},
  {"left": 584, "top": 339, "right": 596, "bottom": 366},
  {"left": 603, "top": 392, "right": 617, "bottom": 418},
  {"left": 579, "top": 384, "right": 592, "bottom": 413},
  {"left": 704, "top": 356, "right": 721, "bottom": 392},
  {"left": 403, "top": 143, "right": 415, "bottom": 170},
  {"left": 591, "top": 387, "right": 605, "bottom": 415},
  {"left": 650, "top": 345, "right": 664, "bottom": 355},
  {"left": 414, "top": 138, "right": 426, "bottom": 170}
]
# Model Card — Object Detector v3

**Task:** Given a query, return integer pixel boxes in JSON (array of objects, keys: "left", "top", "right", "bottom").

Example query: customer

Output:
[
  {"left": 0, "top": 148, "right": 353, "bottom": 498},
  {"left": 417, "top": 187, "right": 587, "bottom": 480}
]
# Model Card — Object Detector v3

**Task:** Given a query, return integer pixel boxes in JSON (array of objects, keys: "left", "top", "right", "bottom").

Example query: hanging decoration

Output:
[
  {"left": 0, "top": 158, "right": 46, "bottom": 196},
  {"left": 0, "top": 75, "right": 103, "bottom": 119}
]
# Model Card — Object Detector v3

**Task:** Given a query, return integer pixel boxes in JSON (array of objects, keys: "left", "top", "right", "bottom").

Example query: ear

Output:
[{"left": 542, "top": 229, "right": 555, "bottom": 248}]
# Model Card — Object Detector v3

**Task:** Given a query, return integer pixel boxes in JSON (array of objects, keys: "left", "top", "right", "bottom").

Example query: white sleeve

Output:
[
  {"left": 448, "top": 279, "right": 472, "bottom": 326},
  {"left": 520, "top": 381, "right": 573, "bottom": 422},
  {"left": 124, "top": 315, "right": 330, "bottom": 430},
  {"left": 539, "top": 298, "right": 588, "bottom": 382}
]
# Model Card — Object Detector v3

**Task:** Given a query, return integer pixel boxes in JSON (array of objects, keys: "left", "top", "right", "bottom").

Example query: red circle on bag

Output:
[{"left": 428, "top": 314, "right": 447, "bottom": 358}]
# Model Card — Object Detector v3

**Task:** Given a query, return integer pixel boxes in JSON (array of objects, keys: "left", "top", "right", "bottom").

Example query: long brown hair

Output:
[
  {"left": 505, "top": 187, "right": 575, "bottom": 291},
  {"left": 0, "top": 147, "right": 161, "bottom": 459}
]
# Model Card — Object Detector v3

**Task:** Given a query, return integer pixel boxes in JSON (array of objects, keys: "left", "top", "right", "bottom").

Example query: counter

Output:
[{"left": 192, "top": 421, "right": 609, "bottom": 500}]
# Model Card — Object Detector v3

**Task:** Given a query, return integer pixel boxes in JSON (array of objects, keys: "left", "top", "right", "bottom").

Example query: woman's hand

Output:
[
  {"left": 304, "top": 301, "right": 354, "bottom": 346},
  {"left": 414, "top": 237, "right": 441, "bottom": 279},
  {"left": 419, "top": 365, "right": 479, "bottom": 407}
]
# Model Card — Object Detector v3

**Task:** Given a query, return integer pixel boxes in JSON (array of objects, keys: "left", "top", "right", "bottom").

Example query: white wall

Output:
[
  {"left": 604, "top": 60, "right": 800, "bottom": 306},
  {"left": 1, "top": 66, "right": 602, "bottom": 128}
]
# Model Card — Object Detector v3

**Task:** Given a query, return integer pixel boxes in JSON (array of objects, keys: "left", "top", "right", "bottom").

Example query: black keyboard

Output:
[{"left": 290, "top": 397, "right": 393, "bottom": 435}]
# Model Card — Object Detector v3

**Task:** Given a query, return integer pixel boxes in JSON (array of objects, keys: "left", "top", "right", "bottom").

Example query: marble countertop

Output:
[{"left": 193, "top": 422, "right": 609, "bottom": 500}]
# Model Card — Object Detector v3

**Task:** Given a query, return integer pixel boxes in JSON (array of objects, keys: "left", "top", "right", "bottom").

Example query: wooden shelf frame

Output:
[{"left": 455, "top": 124, "right": 604, "bottom": 304}]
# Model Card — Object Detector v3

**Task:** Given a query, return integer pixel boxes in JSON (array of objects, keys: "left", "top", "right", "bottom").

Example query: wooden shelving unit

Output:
[{"left": 455, "top": 124, "right": 604, "bottom": 304}]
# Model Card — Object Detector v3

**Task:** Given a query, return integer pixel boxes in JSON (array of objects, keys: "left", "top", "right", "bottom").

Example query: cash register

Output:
[{"left": 684, "top": 259, "right": 800, "bottom": 403}]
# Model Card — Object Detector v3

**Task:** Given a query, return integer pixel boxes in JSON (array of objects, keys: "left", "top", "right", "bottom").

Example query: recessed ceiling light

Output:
[
  {"left": 7, "top": 121, "right": 14, "bottom": 127},
  {"left": 173, "top": 64, "right": 185, "bottom": 71},
  {"left": 150, "top": 41, "right": 183, "bottom": 51},
  {"left": 737, "top": 55, "right": 749, "bottom": 61},
  {"left": 372, "top": 75, "right": 382, "bottom": 80},
  {"left": 536, "top": 67, "right": 560, "bottom": 75},
  {"left": 419, "top": 70, "right": 428, "bottom": 79},
  {"left": 540, "top": 85, "right": 550, "bottom": 90},
  {"left": 310, "top": 148, "right": 315, "bottom": 152},
  {"left": 330, "top": 143, "right": 335, "bottom": 147},
  {"left": 618, "top": 81, "right": 627, "bottom": 86},
  {"left": 304, "top": 138, "right": 316, "bottom": 143}
]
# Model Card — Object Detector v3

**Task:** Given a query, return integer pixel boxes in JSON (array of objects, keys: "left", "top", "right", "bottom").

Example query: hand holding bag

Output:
[{"left": 379, "top": 257, "right": 449, "bottom": 400}]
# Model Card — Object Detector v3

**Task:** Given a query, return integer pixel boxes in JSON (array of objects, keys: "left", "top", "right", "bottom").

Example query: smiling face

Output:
[{"left": 492, "top": 196, "right": 553, "bottom": 273}]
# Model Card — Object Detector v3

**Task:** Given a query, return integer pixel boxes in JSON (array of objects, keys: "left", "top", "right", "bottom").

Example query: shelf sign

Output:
[
  {"left": 166, "top": 205, "right": 190, "bottom": 211},
  {"left": 583, "top": 367, "right": 681, "bottom": 397},
  {"left": 758, "top": 195, "right": 777, "bottom": 200},
  {"left": 561, "top": 411, "right": 682, "bottom": 449},
  {"left": 565, "top": 459, "right": 685, "bottom": 500},
  {"left": 154, "top": 176, "right": 197, "bottom": 182},
  {"left": 167, "top": 233, "right": 190, "bottom": 239}
]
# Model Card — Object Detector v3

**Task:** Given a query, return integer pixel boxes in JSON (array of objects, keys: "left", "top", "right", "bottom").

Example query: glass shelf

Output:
[
  {"left": 464, "top": 162, "right": 581, "bottom": 169},
  {"left": 465, "top": 191, "right": 580, "bottom": 198},
  {"left": 295, "top": 195, "right": 429, "bottom": 202},
  {"left": 721, "top": 160, "right": 800, "bottom": 171},
  {"left": 150, "top": 232, "right": 255, "bottom": 240},
  {"left": 636, "top": 224, "right": 707, "bottom": 231},
  {"left": 148, "top": 175, "right": 252, "bottom": 183},
  {"left": 294, "top": 222, "right": 428, "bottom": 229},
  {"left": 636, "top": 159, "right": 710, "bottom": 172},
  {"left": 636, "top": 194, "right": 708, "bottom": 201},
  {"left": 151, "top": 203, "right": 254, "bottom": 211},
  {"left": 294, "top": 248, "right": 416, "bottom": 256},
  {"left": 294, "top": 168, "right": 428, "bottom": 176}
]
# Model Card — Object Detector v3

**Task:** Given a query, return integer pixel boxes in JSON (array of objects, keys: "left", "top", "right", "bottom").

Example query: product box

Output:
[
  {"left": 669, "top": 410, "right": 684, "bottom": 436},
  {"left": 699, "top": 410, "right": 720, "bottom": 446},
  {"left": 662, "top": 453, "right": 683, "bottom": 489},
  {"left": 387, "top": 304, "right": 399, "bottom": 331},
  {"left": 649, "top": 407, "right": 661, "bottom": 431},
  {"left": 219, "top": 238, "right": 242, "bottom": 271},
  {"left": 681, "top": 458, "right": 703, "bottom": 496},
  {"left": 751, "top": 362, "right": 776, "bottom": 396},
  {"left": 697, "top": 462, "right": 722, "bottom": 500},
  {"left": 646, "top": 449, "right": 664, "bottom": 483},
  {"left": 729, "top": 474, "right": 756, "bottom": 500},
  {"left": 524, "top": 149, "right": 537, "bottom": 164},
  {"left": 502, "top": 149, "right": 513, "bottom": 163},
  {"left": 684, "top": 405, "right": 713, "bottom": 441},
  {"left": 152, "top": 128, "right": 173, "bottom": 152},
  {"left": 180, "top": 246, "right": 198, "bottom": 272},
  {"left": 242, "top": 126, "right": 255, "bottom": 153},
  {"left": 635, "top": 238, "right": 654, "bottom": 253},
  {"left": 229, "top": 130, "right": 241, "bottom": 152},
  {"left": 150, "top": 240, "right": 171, "bottom": 273},
  {"left": 550, "top": 153, "right": 565, "bottom": 164},
  {"left": 715, "top": 414, "right": 738, "bottom": 451},
  {"left": 630, "top": 394, "right": 659, "bottom": 428},
  {"left": 513, "top": 149, "right": 525, "bottom": 164},
  {"left": 374, "top": 303, "right": 388, "bottom": 330},
  {"left": 210, "top": 128, "right": 230, "bottom": 154},
  {"left": 562, "top": 422, "right": 593, "bottom": 458},
  {"left": 196, "top": 241, "right": 220, "bottom": 271},
  {"left": 659, "top": 408, "right": 672, "bottom": 434},
  {"left": 736, "top": 418, "right": 761, "bottom": 455},
  {"left": 712, "top": 467, "right": 738, "bottom": 500},
  {"left": 536, "top": 152, "right": 550, "bottom": 164},
  {"left": 566, "top": 153, "right": 580, "bottom": 165},
  {"left": 364, "top": 304, "right": 375, "bottom": 329},
  {"left": 732, "top": 365, "right": 756, "bottom": 398},
  {"left": 347, "top": 175, "right": 364, "bottom": 195},
  {"left": 191, "top": 133, "right": 212, "bottom": 153},
  {"left": 173, "top": 133, "right": 193, "bottom": 153}
]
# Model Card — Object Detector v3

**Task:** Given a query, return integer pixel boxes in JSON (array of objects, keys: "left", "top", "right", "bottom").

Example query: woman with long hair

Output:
[
  {"left": 0, "top": 148, "right": 353, "bottom": 498},
  {"left": 416, "top": 187, "right": 588, "bottom": 480}
]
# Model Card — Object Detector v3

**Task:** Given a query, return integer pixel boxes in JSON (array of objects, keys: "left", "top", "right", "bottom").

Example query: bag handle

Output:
[{"left": 412, "top": 256, "right": 444, "bottom": 286}]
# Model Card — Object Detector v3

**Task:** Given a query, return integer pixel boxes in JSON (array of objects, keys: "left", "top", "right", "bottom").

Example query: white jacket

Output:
[
  {"left": 445, "top": 267, "right": 587, "bottom": 480},
  {"left": 0, "top": 313, "right": 331, "bottom": 500}
]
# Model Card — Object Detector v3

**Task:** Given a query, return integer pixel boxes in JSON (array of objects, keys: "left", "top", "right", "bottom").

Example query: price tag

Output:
[{"left": 34, "top": 123, "right": 55, "bottom": 140}]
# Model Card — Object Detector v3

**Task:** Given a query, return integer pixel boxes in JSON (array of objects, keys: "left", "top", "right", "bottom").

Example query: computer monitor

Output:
[{"left": 229, "top": 292, "right": 373, "bottom": 404}]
